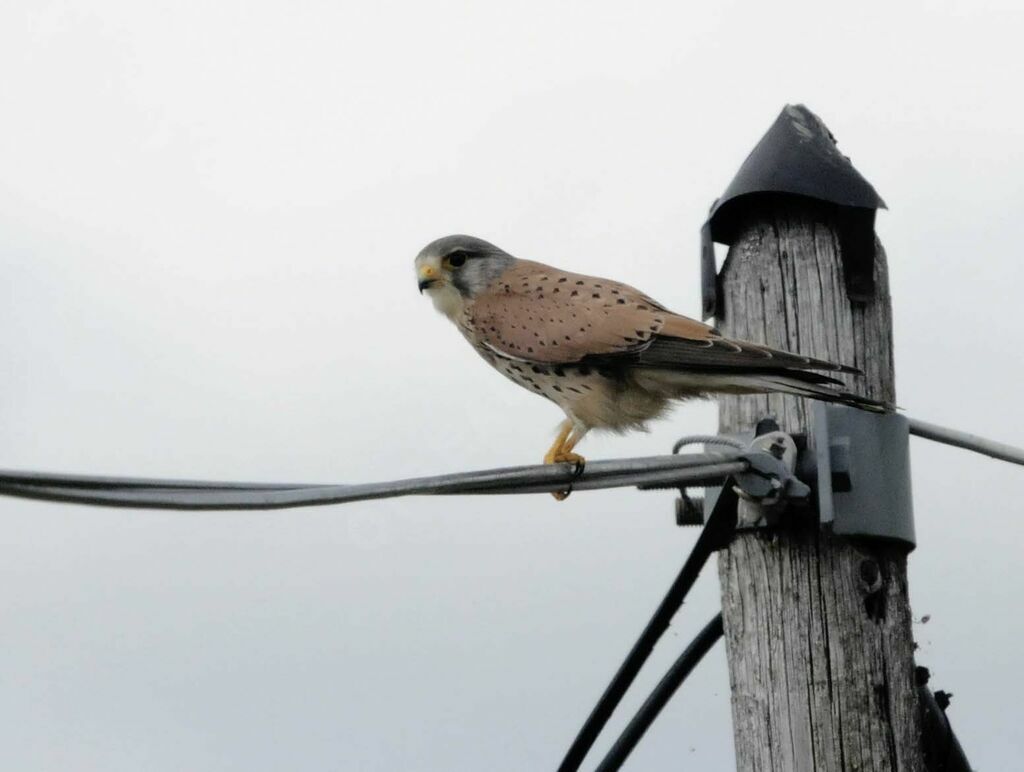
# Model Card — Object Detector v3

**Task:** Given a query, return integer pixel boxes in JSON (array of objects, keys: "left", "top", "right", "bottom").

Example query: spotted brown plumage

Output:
[
  {"left": 415, "top": 234, "right": 886, "bottom": 499},
  {"left": 468, "top": 260, "right": 682, "bottom": 362}
]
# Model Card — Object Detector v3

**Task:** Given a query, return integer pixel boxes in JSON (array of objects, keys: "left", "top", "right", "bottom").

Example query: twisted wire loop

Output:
[{"left": 672, "top": 434, "right": 747, "bottom": 454}]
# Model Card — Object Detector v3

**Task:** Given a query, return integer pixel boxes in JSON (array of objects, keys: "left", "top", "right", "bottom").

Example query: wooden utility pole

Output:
[{"left": 712, "top": 108, "right": 923, "bottom": 770}]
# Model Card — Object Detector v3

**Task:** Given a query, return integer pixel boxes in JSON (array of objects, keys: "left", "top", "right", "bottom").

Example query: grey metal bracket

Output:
[
  {"left": 696, "top": 405, "right": 915, "bottom": 549},
  {"left": 805, "top": 403, "right": 915, "bottom": 548},
  {"left": 735, "top": 448, "right": 811, "bottom": 503},
  {"left": 694, "top": 424, "right": 811, "bottom": 527}
]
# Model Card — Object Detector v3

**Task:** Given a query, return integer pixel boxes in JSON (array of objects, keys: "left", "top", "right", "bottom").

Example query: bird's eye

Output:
[{"left": 446, "top": 251, "right": 467, "bottom": 268}]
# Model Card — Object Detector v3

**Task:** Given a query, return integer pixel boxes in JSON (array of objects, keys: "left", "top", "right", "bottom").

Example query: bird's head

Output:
[{"left": 414, "top": 235, "right": 514, "bottom": 319}]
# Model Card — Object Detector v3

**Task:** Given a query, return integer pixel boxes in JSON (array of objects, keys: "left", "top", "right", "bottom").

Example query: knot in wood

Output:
[{"left": 858, "top": 558, "right": 883, "bottom": 593}]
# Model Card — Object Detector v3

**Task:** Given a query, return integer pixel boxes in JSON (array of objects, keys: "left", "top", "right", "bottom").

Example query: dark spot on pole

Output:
[
  {"left": 859, "top": 559, "right": 880, "bottom": 587},
  {"left": 859, "top": 559, "right": 885, "bottom": 621},
  {"left": 874, "top": 683, "right": 892, "bottom": 724}
]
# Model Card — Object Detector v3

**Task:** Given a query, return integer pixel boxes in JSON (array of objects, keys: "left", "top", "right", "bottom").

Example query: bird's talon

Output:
[
  {"left": 546, "top": 452, "right": 586, "bottom": 500},
  {"left": 552, "top": 451, "right": 585, "bottom": 467}
]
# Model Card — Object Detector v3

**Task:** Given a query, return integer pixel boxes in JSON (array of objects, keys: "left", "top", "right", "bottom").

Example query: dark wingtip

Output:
[{"left": 839, "top": 391, "right": 893, "bottom": 413}]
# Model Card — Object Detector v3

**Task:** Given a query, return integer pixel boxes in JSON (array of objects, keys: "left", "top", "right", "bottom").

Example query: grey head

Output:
[{"left": 414, "top": 234, "right": 516, "bottom": 298}]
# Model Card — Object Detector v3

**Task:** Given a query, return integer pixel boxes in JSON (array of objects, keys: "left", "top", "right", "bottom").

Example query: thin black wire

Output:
[
  {"left": 594, "top": 613, "right": 724, "bottom": 772},
  {"left": 556, "top": 482, "right": 739, "bottom": 772},
  {"left": 0, "top": 455, "right": 748, "bottom": 510}
]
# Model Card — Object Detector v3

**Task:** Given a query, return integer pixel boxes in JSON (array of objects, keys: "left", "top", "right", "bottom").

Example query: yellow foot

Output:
[
  {"left": 544, "top": 452, "right": 586, "bottom": 501},
  {"left": 551, "top": 451, "right": 585, "bottom": 466},
  {"left": 543, "top": 420, "right": 589, "bottom": 501}
]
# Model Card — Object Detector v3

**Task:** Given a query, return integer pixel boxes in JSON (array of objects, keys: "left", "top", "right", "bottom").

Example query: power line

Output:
[
  {"left": 594, "top": 613, "right": 725, "bottom": 772},
  {"left": 0, "top": 454, "right": 748, "bottom": 510},
  {"left": 556, "top": 483, "right": 739, "bottom": 772},
  {"left": 908, "top": 418, "right": 1024, "bottom": 468},
  {"left": 1, "top": 417, "right": 1020, "bottom": 512}
]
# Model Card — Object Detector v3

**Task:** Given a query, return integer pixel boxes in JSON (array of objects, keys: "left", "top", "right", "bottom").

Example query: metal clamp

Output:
[
  {"left": 805, "top": 403, "right": 915, "bottom": 548},
  {"left": 691, "top": 406, "right": 916, "bottom": 550},
  {"left": 678, "top": 421, "right": 810, "bottom": 528}
]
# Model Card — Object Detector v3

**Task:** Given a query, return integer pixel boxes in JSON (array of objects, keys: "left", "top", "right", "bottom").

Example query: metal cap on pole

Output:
[{"left": 701, "top": 104, "right": 887, "bottom": 319}]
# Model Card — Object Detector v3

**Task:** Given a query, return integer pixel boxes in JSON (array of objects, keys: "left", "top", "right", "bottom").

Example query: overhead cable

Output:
[
  {"left": 0, "top": 454, "right": 747, "bottom": 510},
  {"left": 908, "top": 418, "right": 1024, "bottom": 468}
]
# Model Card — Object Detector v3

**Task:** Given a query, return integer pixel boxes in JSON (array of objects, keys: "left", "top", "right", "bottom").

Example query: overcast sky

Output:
[{"left": 2, "top": 1, "right": 1023, "bottom": 770}]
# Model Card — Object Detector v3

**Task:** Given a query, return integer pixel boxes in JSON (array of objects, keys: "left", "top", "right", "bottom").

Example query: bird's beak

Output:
[{"left": 418, "top": 264, "right": 440, "bottom": 293}]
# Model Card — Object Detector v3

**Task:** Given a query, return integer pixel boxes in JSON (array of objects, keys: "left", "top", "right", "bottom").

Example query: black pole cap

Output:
[{"left": 702, "top": 104, "right": 886, "bottom": 319}]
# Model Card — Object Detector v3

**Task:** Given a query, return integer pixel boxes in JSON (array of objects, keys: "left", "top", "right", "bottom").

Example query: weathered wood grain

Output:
[{"left": 716, "top": 200, "right": 922, "bottom": 771}]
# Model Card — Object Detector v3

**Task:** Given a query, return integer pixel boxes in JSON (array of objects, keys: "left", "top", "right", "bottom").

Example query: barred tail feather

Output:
[
  {"left": 739, "top": 375, "right": 890, "bottom": 413},
  {"left": 636, "top": 369, "right": 891, "bottom": 413}
]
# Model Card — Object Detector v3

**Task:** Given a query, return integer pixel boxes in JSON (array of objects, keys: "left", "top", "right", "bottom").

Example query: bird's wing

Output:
[
  {"left": 628, "top": 322, "right": 858, "bottom": 379},
  {"left": 469, "top": 260, "right": 714, "bottom": 364},
  {"left": 471, "top": 260, "right": 858, "bottom": 376}
]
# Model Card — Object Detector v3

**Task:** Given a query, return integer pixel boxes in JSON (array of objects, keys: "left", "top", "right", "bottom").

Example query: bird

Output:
[{"left": 415, "top": 234, "right": 885, "bottom": 498}]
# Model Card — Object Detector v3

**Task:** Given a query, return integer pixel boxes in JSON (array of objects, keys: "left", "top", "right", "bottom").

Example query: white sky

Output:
[{"left": 2, "top": 1, "right": 1023, "bottom": 769}]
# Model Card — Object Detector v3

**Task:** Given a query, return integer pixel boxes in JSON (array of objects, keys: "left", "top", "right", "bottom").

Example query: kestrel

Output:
[{"left": 415, "top": 235, "right": 883, "bottom": 497}]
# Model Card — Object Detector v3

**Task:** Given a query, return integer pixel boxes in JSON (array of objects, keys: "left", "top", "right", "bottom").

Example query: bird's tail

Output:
[
  {"left": 636, "top": 369, "right": 891, "bottom": 413},
  {"left": 737, "top": 373, "right": 890, "bottom": 413}
]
